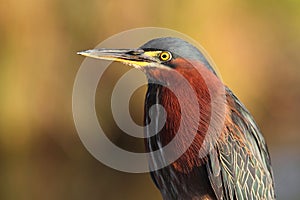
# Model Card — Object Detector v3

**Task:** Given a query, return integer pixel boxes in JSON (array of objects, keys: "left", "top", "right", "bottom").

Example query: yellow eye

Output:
[{"left": 159, "top": 51, "right": 172, "bottom": 61}]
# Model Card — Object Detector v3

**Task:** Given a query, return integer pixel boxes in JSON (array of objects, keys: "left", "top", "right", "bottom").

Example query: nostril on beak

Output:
[{"left": 127, "top": 49, "right": 144, "bottom": 55}]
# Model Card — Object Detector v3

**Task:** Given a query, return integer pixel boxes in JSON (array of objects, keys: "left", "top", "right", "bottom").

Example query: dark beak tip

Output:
[{"left": 77, "top": 50, "right": 93, "bottom": 56}]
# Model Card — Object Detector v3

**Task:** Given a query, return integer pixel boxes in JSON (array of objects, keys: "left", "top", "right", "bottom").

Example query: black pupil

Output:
[{"left": 162, "top": 54, "right": 167, "bottom": 59}]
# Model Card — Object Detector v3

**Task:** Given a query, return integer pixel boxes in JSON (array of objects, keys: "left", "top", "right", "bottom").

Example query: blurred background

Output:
[{"left": 1, "top": 0, "right": 299, "bottom": 199}]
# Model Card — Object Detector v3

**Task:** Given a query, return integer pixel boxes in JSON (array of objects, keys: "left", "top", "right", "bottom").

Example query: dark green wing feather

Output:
[{"left": 207, "top": 88, "right": 276, "bottom": 200}]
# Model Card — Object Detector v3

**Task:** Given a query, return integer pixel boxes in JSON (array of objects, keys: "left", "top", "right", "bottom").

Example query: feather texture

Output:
[{"left": 207, "top": 88, "right": 275, "bottom": 200}]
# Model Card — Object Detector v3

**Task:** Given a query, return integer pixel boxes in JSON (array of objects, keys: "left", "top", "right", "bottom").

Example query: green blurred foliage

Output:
[{"left": 0, "top": 0, "right": 299, "bottom": 199}]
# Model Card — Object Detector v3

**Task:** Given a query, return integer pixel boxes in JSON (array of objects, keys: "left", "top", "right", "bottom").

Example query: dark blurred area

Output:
[{"left": 0, "top": 0, "right": 299, "bottom": 199}]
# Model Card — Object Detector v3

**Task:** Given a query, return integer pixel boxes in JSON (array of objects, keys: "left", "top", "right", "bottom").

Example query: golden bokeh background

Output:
[{"left": 1, "top": 0, "right": 300, "bottom": 199}]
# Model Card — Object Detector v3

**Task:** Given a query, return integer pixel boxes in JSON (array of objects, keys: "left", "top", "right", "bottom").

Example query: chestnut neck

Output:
[{"left": 144, "top": 58, "right": 223, "bottom": 173}]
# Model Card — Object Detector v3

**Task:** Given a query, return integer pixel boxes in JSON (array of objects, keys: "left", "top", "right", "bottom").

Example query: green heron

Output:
[{"left": 78, "top": 37, "right": 276, "bottom": 200}]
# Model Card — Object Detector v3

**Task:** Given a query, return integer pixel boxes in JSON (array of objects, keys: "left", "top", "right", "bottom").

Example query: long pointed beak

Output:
[
  {"left": 77, "top": 48, "right": 143, "bottom": 60},
  {"left": 77, "top": 48, "right": 160, "bottom": 68}
]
